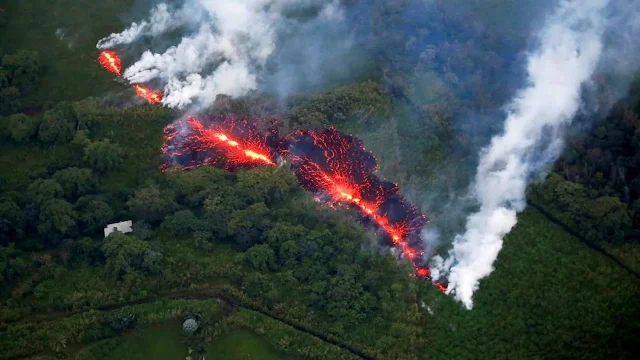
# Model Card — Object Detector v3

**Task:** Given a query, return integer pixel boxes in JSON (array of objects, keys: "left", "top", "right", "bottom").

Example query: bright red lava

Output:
[
  {"left": 133, "top": 84, "right": 163, "bottom": 104},
  {"left": 162, "top": 116, "right": 277, "bottom": 171},
  {"left": 281, "top": 128, "right": 447, "bottom": 292},
  {"left": 98, "top": 51, "right": 121, "bottom": 76},
  {"left": 283, "top": 130, "right": 425, "bottom": 263},
  {"left": 95, "top": 50, "right": 447, "bottom": 292}
]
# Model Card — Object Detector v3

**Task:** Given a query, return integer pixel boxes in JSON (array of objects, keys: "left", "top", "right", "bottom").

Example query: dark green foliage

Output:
[
  {"left": 38, "top": 102, "right": 77, "bottom": 144},
  {"left": 161, "top": 210, "right": 201, "bottom": 237},
  {"left": 0, "top": 200, "right": 25, "bottom": 243},
  {"left": 547, "top": 86, "right": 640, "bottom": 242},
  {"left": 83, "top": 139, "right": 124, "bottom": 172},
  {"left": 52, "top": 167, "right": 95, "bottom": 199},
  {"left": 531, "top": 174, "right": 633, "bottom": 243},
  {"left": 101, "top": 232, "right": 161, "bottom": 279},
  {"left": 1, "top": 50, "right": 40, "bottom": 94},
  {"left": 37, "top": 199, "right": 76, "bottom": 238},
  {"left": 7, "top": 113, "right": 39, "bottom": 142},
  {"left": 27, "top": 178, "right": 63, "bottom": 205},
  {"left": 228, "top": 202, "right": 271, "bottom": 250},
  {"left": 141, "top": 249, "right": 163, "bottom": 274},
  {"left": 236, "top": 167, "right": 298, "bottom": 205},
  {"left": 286, "top": 81, "right": 392, "bottom": 130},
  {"left": 167, "top": 166, "right": 233, "bottom": 207},
  {"left": 75, "top": 236, "right": 102, "bottom": 264},
  {"left": 278, "top": 240, "right": 299, "bottom": 266},
  {"left": 71, "top": 97, "right": 116, "bottom": 131},
  {"left": 324, "top": 265, "right": 376, "bottom": 327},
  {"left": 75, "top": 197, "right": 114, "bottom": 235},
  {"left": 0, "top": 85, "right": 20, "bottom": 115},
  {"left": 132, "top": 220, "right": 153, "bottom": 240},
  {"left": 127, "top": 186, "right": 179, "bottom": 224},
  {"left": 0, "top": 244, "right": 27, "bottom": 284},
  {"left": 245, "top": 244, "right": 276, "bottom": 271}
]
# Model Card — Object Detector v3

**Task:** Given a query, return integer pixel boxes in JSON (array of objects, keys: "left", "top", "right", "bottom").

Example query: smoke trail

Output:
[
  {"left": 431, "top": 0, "right": 611, "bottom": 309},
  {"left": 97, "top": 4, "right": 187, "bottom": 49},
  {"left": 97, "top": 0, "right": 344, "bottom": 109}
]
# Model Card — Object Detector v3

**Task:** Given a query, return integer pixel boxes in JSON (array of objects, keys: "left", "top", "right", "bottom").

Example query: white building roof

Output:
[{"left": 104, "top": 220, "right": 133, "bottom": 237}]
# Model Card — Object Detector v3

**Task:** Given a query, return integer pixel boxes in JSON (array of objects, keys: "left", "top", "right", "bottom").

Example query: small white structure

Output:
[{"left": 104, "top": 220, "right": 133, "bottom": 238}]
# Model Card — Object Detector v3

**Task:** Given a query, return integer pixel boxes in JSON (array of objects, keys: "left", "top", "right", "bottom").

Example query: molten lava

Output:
[
  {"left": 434, "top": 282, "right": 448, "bottom": 292},
  {"left": 98, "top": 51, "right": 122, "bottom": 76},
  {"left": 97, "top": 50, "right": 164, "bottom": 104},
  {"left": 282, "top": 128, "right": 429, "bottom": 270},
  {"left": 93, "top": 51, "right": 445, "bottom": 291},
  {"left": 162, "top": 116, "right": 277, "bottom": 171},
  {"left": 133, "top": 84, "right": 163, "bottom": 104}
]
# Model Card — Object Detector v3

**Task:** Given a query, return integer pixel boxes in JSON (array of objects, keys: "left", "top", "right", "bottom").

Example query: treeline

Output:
[
  {"left": 0, "top": 49, "right": 40, "bottom": 115},
  {"left": 531, "top": 79, "right": 640, "bottom": 244}
]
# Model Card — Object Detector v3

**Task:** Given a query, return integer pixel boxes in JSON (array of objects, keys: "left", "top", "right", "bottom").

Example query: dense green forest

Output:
[{"left": 1, "top": 1, "right": 639, "bottom": 359}]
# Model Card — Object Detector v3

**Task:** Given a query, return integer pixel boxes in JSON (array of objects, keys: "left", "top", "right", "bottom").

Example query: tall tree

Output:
[
  {"left": 7, "top": 113, "right": 39, "bottom": 142},
  {"left": 52, "top": 168, "right": 95, "bottom": 199},
  {"left": 27, "top": 179, "right": 63, "bottom": 206},
  {"left": 0, "top": 201, "right": 25, "bottom": 244},
  {"left": 127, "top": 186, "right": 178, "bottom": 224},
  {"left": 37, "top": 199, "right": 77, "bottom": 238},
  {"left": 101, "top": 232, "right": 161, "bottom": 279},
  {"left": 75, "top": 197, "right": 114, "bottom": 234},
  {"left": 1, "top": 50, "right": 40, "bottom": 93},
  {"left": 83, "top": 139, "right": 124, "bottom": 172},
  {"left": 38, "top": 103, "right": 76, "bottom": 144}
]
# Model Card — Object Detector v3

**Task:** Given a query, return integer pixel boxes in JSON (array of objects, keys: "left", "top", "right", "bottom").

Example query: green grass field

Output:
[
  {"left": 207, "top": 330, "right": 285, "bottom": 360},
  {"left": 104, "top": 323, "right": 186, "bottom": 360},
  {"left": 421, "top": 208, "right": 640, "bottom": 359}
]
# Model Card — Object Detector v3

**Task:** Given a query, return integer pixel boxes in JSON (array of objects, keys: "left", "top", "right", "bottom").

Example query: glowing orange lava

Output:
[
  {"left": 133, "top": 84, "right": 163, "bottom": 104},
  {"left": 434, "top": 282, "right": 448, "bottom": 292},
  {"left": 282, "top": 128, "right": 428, "bottom": 269},
  {"left": 162, "top": 116, "right": 277, "bottom": 171},
  {"left": 98, "top": 51, "right": 122, "bottom": 76}
]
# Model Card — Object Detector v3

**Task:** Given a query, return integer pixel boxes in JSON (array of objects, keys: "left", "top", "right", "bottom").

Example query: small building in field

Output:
[{"left": 104, "top": 220, "right": 133, "bottom": 238}]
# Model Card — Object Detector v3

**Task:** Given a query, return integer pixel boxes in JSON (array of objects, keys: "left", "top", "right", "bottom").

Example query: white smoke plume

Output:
[
  {"left": 431, "top": 0, "right": 613, "bottom": 309},
  {"left": 97, "top": 4, "right": 187, "bottom": 49},
  {"left": 97, "top": 0, "right": 343, "bottom": 109}
]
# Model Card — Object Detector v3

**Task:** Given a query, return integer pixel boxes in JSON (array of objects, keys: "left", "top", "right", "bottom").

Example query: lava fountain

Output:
[{"left": 98, "top": 51, "right": 122, "bottom": 76}]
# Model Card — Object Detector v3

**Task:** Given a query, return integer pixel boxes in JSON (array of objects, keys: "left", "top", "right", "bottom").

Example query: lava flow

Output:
[
  {"left": 281, "top": 128, "right": 430, "bottom": 270},
  {"left": 97, "top": 51, "right": 163, "bottom": 104},
  {"left": 93, "top": 50, "right": 446, "bottom": 291},
  {"left": 133, "top": 84, "right": 163, "bottom": 104},
  {"left": 162, "top": 116, "right": 278, "bottom": 171},
  {"left": 98, "top": 51, "right": 121, "bottom": 76}
]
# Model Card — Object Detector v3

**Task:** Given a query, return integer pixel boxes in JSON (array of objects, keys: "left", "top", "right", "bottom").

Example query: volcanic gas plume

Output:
[
  {"left": 95, "top": 0, "right": 349, "bottom": 108},
  {"left": 162, "top": 116, "right": 278, "bottom": 171}
]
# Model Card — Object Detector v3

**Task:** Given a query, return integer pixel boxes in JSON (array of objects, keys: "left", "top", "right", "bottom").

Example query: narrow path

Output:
[{"left": 3, "top": 289, "right": 372, "bottom": 360}]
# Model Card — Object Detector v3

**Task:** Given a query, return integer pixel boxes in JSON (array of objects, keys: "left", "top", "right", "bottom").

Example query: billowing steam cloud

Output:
[
  {"left": 431, "top": 0, "right": 612, "bottom": 309},
  {"left": 97, "top": 0, "right": 343, "bottom": 108},
  {"left": 97, "top": 3, "right": 188, "bottom": 49}
]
